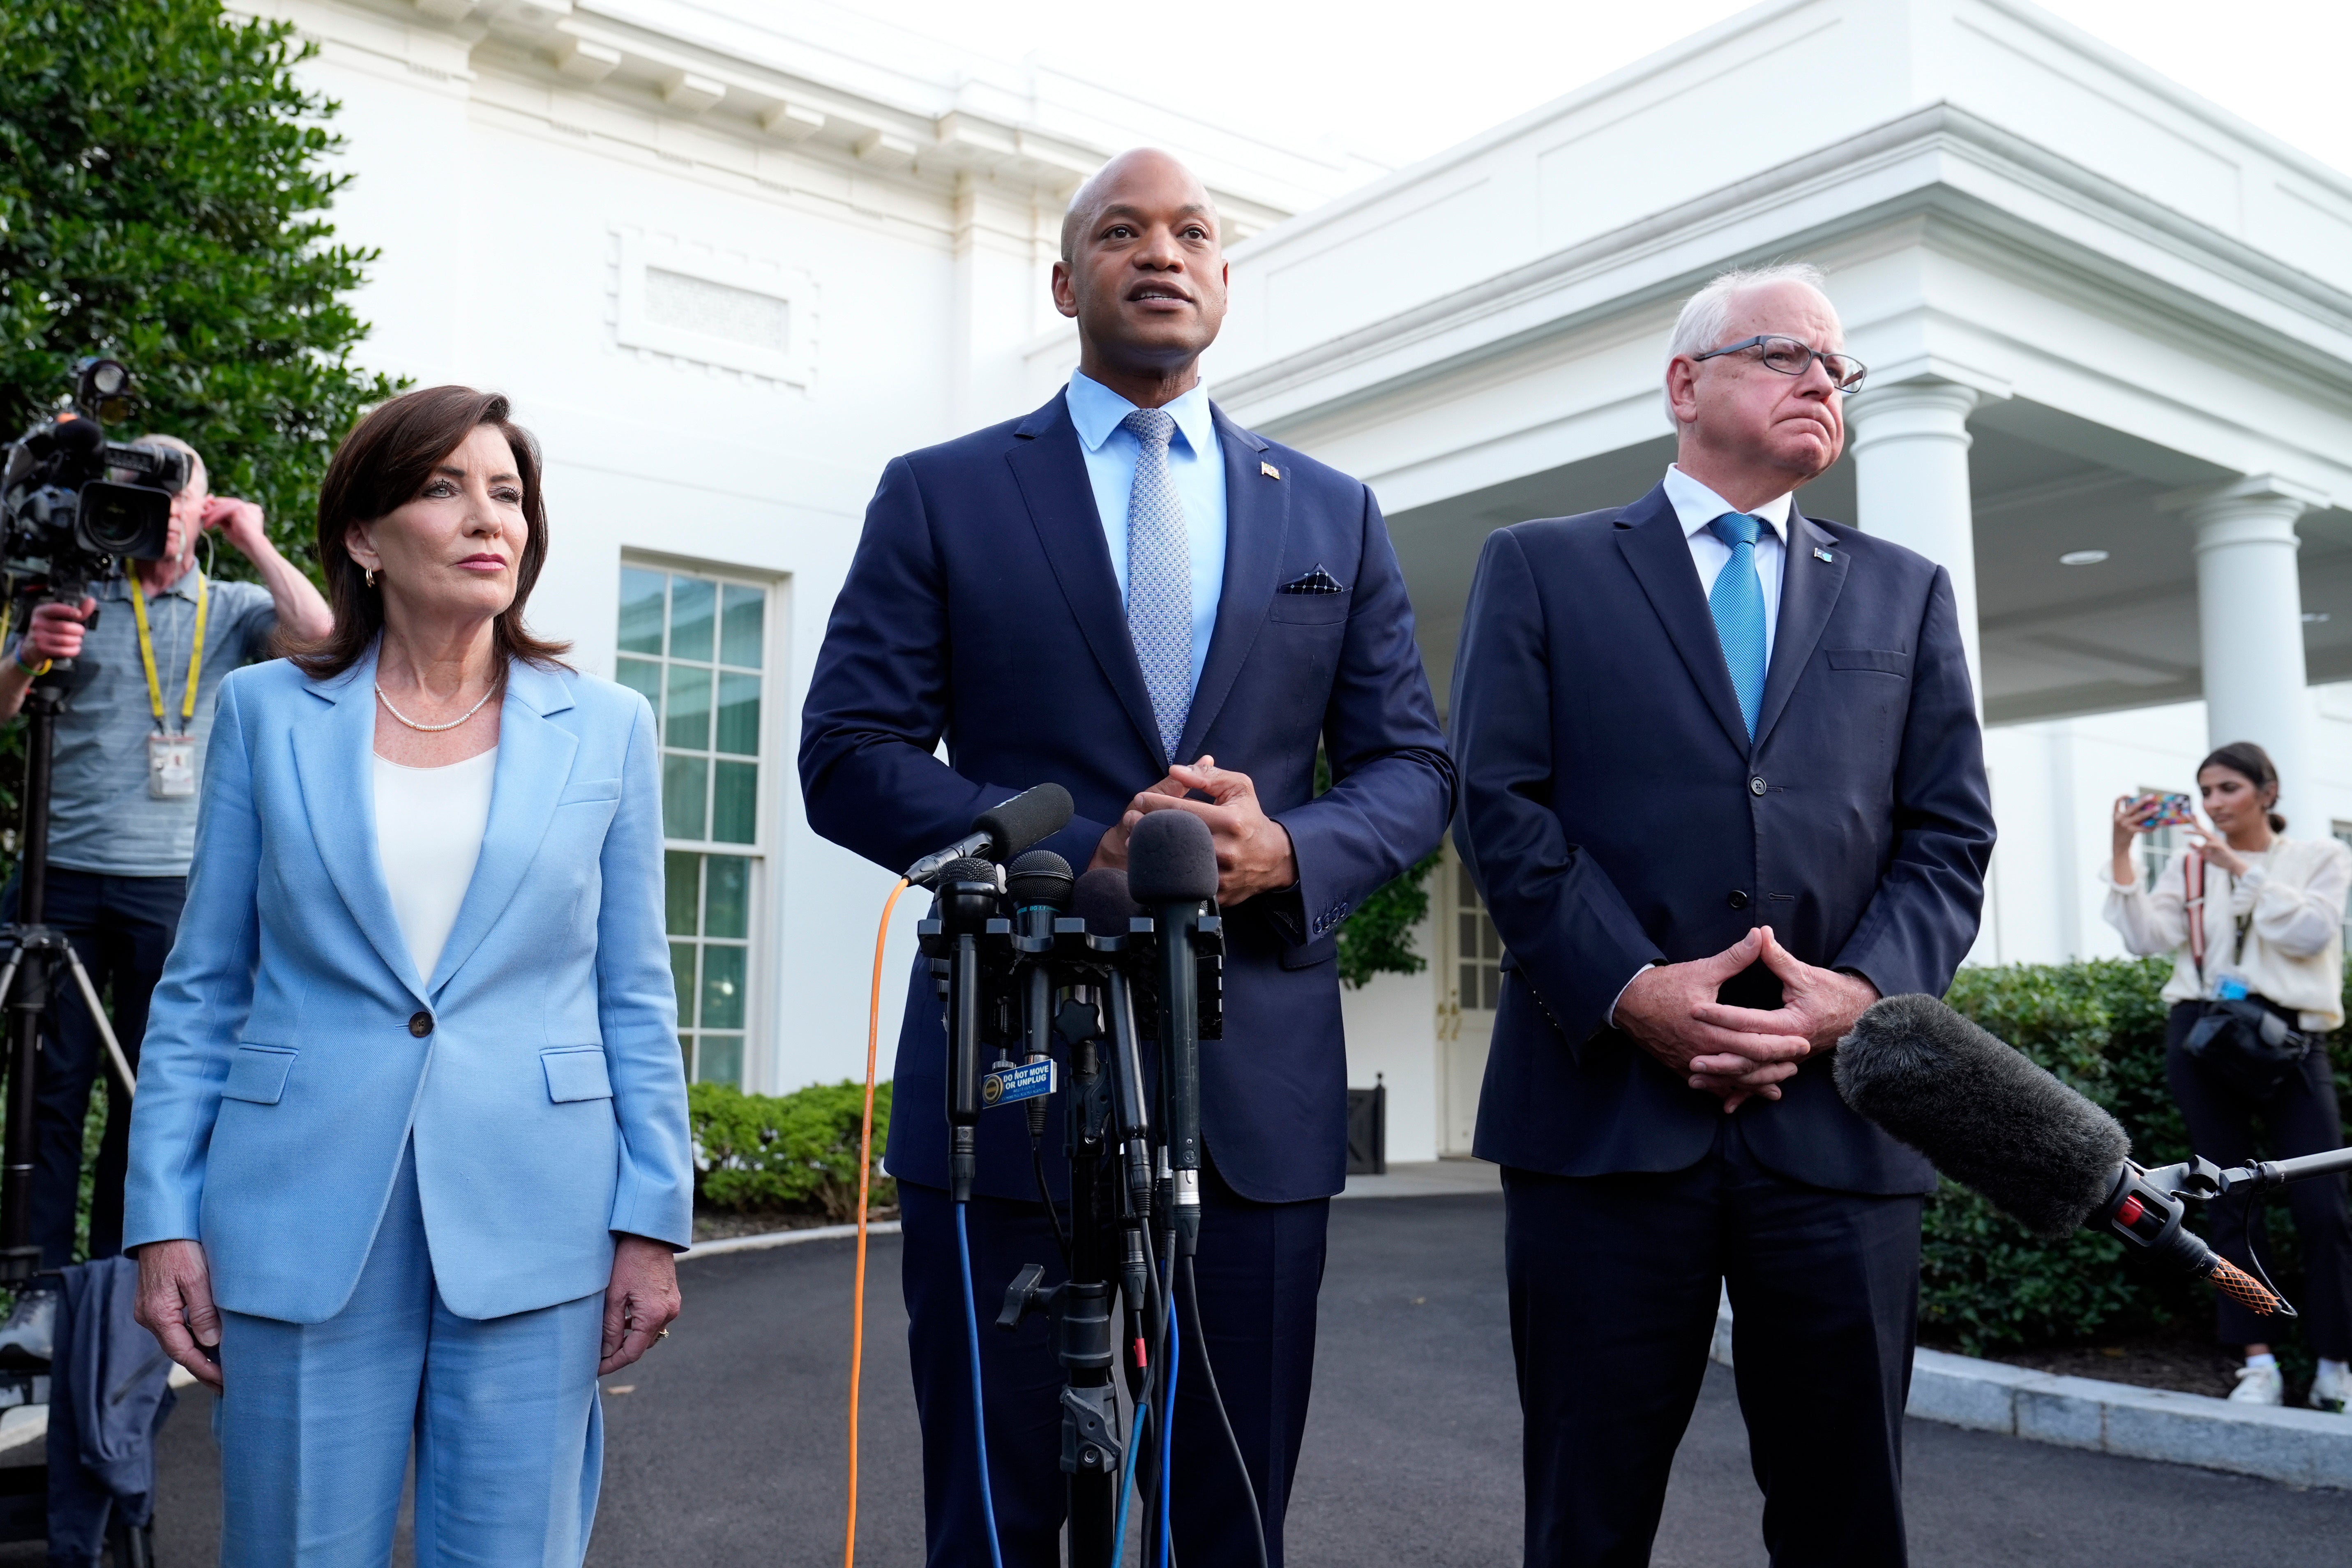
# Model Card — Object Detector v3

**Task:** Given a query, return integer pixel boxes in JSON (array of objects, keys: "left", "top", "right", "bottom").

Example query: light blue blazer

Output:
[{"left": 123, "top": 648, "right": 694, "bottom": 1324}]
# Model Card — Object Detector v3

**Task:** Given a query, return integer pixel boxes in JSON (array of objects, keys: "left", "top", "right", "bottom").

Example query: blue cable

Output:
[
  {"left": 1111, "top": 1392, "right": 1146, "bottom": 1556},
  {"left": 955, "top": 1203, "right": 1006, "bottom": 1568},
  {"left": 1158, "top": 1268, "right": 1179, "bottom": 1568}
]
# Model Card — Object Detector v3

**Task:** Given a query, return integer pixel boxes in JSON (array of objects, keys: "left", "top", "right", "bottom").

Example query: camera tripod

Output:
[{"left": 0, "top": 673, "right": 139, "bottom": 1289}]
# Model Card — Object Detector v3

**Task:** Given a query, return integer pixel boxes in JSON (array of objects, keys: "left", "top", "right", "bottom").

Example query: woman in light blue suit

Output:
[{"left": 124, "top": 386, "right": 692, "bottom": 1566}]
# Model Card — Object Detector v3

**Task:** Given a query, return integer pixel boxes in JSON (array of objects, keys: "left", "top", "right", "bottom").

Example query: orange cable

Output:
[{"left": 846, "top": 876, "right": 911, "bottom": 1568}]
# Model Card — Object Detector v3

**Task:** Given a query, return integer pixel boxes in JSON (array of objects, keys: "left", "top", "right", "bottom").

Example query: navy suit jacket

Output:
[
  {"left": 800, "top": 390, "right": 1454, "bottom": 1204},
  {"left": 1450, "top": 484, "right": 1994, "bottom": 1195}
]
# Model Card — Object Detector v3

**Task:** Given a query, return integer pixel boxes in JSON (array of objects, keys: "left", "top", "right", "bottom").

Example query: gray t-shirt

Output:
[{"left": 28, "top": 572, "right": 278, "bottom": 878}]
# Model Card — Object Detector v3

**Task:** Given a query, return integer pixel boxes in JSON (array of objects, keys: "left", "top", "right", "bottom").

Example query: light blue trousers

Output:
[{"left": 217, "top": 1145, "right": 606, "bottom": 1567}]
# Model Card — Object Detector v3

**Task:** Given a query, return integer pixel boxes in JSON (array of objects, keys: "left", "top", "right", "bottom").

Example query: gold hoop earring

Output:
[{"left": 364, "top": 567, "right": 377, "bottom": 589}]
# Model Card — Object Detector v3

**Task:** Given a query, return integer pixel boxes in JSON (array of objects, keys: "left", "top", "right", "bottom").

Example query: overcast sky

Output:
[{"left": 876, "top": 0, "right": 2352, "bottom": 182}]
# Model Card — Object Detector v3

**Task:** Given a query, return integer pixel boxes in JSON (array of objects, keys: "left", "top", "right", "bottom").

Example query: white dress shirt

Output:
[
  {"left": 373, "top": 747, "right": 496, "bottom": 980},
  {"left": 1662, "top": 464, "right": 1792, "bottom": 664},
  {"left": 1065, "top": 369, "right": 1229, "bottom": 693}
]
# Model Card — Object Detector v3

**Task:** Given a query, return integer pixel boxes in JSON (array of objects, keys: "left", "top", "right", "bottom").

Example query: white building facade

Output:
[
  {"left": 251, "top": 0, "right": 2352, "bottom": 1164},
  {"left": 241, "top": 0, "right": 1367, "bottom": 1091}
]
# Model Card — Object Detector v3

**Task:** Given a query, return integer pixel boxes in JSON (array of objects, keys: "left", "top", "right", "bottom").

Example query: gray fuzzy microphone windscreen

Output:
[
  {"left": 1126, "top": 811, "right": 1219, "bottom": 906},
  {"left": 1833, "top": 994, "right": 2130, "bottom": 1241}
]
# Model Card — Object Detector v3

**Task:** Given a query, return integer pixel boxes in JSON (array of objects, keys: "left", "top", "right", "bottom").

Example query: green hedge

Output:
[
  {"left": 688, "top": 1079, "right": 894, "bottom": 1223},
  {"left": 1930, "top": 957, "right": 2352, "bottom": 1355}
]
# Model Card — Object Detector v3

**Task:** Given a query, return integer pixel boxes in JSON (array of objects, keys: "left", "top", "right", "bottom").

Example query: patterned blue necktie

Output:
[
  {"left": 1708, "top": 512, "right": 1767, "bottom": 739},
  {"left": 1121, "top": 407, "right": 1192, "bottom": 761}
]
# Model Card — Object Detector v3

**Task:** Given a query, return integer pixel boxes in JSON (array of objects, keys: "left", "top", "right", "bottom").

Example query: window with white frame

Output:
[
  {"left": 1452, "top": 856, "right": 1504, "bottom": 1015},
  {"left": 615, "top": 564, "right": 769, "bottom": 1087}
]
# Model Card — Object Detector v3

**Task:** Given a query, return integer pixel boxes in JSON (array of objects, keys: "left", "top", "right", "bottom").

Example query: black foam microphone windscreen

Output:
[
  {"left": 1071, "top": 869, "right": 1141, "bottom": 936},
  {"left": 1126, "top": 812, "right": 1218, "bottom": 906},
  {"left": 972, "top": 784, "right": 1074, "bottom": 862},
  {"left": 1007, "top": 850, "right": 1074, "bottom": 910},
  {"left": 1834, "top": 994, "right": 2130, "bottom": 1241}
]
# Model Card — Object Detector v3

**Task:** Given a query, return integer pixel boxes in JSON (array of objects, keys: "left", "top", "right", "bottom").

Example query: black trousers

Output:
[
  {"left": 1504, "top": 1117, "right": 1923, "bottom": 1568},
  {"left": 2165, "top": 1000, "right": 2352, "bottom": 1357},
  {"left": 899, "top": 1162, "right": 1329, "bottom": 1568},
  {"left": 1, "top": 869, "right": 186, "bottom": 1269}
]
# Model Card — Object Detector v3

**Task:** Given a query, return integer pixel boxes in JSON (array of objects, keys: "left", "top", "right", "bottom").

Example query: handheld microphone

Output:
[
  {"left": 1128, "top": 812, "right": 1218, "bottom": 1255},
  {"left": 904, "top": 782, "right": 1075, "bottom": 887},
  {"left": 933, "top": 856, "right": 1003, "bottom": 1204},
  {"left": 1008, "top": 851, "right": 1075, "bottom": 1137},
  {"left": 1835, "top": 994, "right": 2285, "bottom": 1314}
]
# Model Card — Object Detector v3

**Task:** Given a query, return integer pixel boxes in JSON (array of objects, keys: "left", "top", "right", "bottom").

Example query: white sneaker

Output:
[
  {"left": 2230, "top": 1363, "right": 2283, "bottom": 1405},
  {"left": 2311, "top": 1363, "right": 2351, "bottom": 1415}
]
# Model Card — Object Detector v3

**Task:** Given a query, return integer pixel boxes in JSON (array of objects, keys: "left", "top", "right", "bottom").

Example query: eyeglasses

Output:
[{"left": 1690, "top": 335, "right": 1868, "bottom": 393}]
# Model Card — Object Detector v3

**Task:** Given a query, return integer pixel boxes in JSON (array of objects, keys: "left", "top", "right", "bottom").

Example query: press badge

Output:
[{"left": 148, "top": 733, "right": 196, "bottom": 798}]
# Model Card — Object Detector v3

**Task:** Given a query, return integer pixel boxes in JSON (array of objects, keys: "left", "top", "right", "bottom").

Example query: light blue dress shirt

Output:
[
  {"left": 1661, "top": 464, "right": 1792, "bottom": 664},
  {"left": 1066, "top": 369, "right": 1228, "bottom": 692}
]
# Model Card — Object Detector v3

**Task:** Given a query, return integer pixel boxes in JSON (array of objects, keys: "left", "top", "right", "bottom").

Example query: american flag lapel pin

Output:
[
  {"left": 1814, "top": 546, "right": 1834, "bottom": 563},
  {"left": 1261, "top": 461, "right": 1281, "bottom": 480}
]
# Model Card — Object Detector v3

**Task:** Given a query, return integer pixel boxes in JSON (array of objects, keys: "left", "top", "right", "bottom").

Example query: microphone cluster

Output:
[{"left": 905, "top": 793, "right": 1233, "bottom": 1565}]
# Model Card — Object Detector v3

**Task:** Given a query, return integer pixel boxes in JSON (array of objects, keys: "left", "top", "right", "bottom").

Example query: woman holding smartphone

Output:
[{"left": 2106, "top": 742, "right": 2352, "bottom": 1414}]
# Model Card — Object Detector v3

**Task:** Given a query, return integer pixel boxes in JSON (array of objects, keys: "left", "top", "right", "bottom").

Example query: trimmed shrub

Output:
[
  {"left": 1929, "top": 957, "right": 2352, "bottom": 1355},
  {"left": 689, "top": 1079, "right": 894, "bottom": 1223}
]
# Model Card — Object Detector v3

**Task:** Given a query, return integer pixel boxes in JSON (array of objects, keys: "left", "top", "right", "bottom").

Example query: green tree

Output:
[{"left": 0, "top": 0, "right": 399, "bottom": 577}]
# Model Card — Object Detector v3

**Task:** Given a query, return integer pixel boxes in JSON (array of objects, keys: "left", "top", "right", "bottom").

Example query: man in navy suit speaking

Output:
[
  {"left": 801, "top": 149, "right": 1453, "bottom": 1566},
  {"left": 1450, "top": 265, "right": 1995, "bottom": 1566}
]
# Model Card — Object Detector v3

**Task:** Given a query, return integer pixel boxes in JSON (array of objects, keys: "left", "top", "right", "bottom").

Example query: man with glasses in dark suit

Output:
[{"left": 1450, "top": 263, "right": 1994, "bottom": 1566}]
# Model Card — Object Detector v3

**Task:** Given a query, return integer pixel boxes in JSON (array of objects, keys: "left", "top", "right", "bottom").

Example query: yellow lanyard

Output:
[{"left": 129, "top": 570, "right": 209, "bottom": 735}]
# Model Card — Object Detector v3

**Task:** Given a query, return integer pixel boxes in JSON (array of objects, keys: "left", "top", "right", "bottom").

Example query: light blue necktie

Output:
[
  {"left": 1708, "top": 512, "right": 1767, "bottom": 739},
  {"left": 1121, "top": 407, "right": 1192, "bottom": 761}
]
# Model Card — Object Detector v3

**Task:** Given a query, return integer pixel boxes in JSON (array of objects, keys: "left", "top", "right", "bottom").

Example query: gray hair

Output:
[{"left": 1666, "top": 262, "right": 1832, "bottom": 364}]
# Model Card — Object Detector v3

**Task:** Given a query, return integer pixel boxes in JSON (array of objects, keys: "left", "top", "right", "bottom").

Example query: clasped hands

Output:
[
  {"left": 1612, "top": 926, "right": 1878, "bottom": 1114},
  {"left": 1089, "top": 755, "right": 1296, "bottom": 906}
]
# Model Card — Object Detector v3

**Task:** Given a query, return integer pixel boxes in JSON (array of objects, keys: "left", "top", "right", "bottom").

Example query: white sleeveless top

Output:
[{"left": 372, "top": 747, "right": 497, "bottom": 980}]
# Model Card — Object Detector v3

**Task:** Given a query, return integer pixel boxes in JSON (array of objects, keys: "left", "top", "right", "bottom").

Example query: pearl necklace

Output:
[{"left": 376, "top": 682, "right": 496, "bottom": 733}]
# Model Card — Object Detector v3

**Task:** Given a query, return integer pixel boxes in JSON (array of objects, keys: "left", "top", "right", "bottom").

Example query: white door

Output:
[{"left": 1437, "top": 851, "right": 1503, "bottom": 1156}]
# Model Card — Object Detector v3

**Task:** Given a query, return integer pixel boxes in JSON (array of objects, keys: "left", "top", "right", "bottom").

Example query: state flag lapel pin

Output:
[
  {"left": 1813, "top": 546, "right": 1834, "bottom": 563},
  {"left": 1261, "top": 461, "right": 1281, "bottom": 480}
]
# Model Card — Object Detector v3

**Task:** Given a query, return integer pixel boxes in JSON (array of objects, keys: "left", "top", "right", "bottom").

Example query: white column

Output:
[
  {"left": 1844, "top": 378, "right": 1984, "bottom": 699},
  {"left": 2170, "top": 477, "right": 2324, "bottom": 802}
]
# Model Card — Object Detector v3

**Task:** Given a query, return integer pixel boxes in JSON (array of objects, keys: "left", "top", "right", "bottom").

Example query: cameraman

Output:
[{"left": 0, "top": 434, "right": 330, "bottom": 1267}]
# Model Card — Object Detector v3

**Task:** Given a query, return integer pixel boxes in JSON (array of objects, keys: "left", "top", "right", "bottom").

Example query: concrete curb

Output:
[
  {"left": 1711, "top": 1297, "right": 2352, "bottom": 1489},
  {"left": 680, "top": 1220, "right": 901, "bottom": 1260}
]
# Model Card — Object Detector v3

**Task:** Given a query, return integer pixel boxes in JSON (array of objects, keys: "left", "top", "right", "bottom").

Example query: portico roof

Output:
[{"left": 1210, "top": 0, "right": 2352, "bottom": 724}]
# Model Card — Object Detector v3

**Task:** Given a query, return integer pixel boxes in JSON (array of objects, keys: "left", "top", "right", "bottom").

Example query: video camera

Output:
[{"left": 0, "top": 358, "right": 181, "bottom": 602}]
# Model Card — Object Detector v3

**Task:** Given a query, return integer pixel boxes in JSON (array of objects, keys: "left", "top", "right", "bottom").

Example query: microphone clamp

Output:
[{"left": 906, "top": 833, "right": 993, "bottom": 888}]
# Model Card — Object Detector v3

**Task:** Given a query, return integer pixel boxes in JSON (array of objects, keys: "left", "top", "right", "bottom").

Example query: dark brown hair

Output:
[
  {"left": 291, "top": 385, "right": 570, "bottom": 679},
  {"left": 2198, "top": 740, "right": 2287, "bottom": 834}
]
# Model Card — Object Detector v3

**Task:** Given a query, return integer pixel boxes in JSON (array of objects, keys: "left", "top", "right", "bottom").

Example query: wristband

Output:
[{"left": 13, "top": 648, "right": 50, "bottom": 678}]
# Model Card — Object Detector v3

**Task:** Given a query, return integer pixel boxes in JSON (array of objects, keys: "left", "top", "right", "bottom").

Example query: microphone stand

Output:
[{"left": 2101, "top": 1146, "right": 2352, "bottom": 1320}]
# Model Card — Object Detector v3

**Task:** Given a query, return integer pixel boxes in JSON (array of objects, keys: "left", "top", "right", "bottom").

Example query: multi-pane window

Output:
[
  {"left": 616, "top": 566, "right": 768, "bottom": 1086},
  {"left": 1454, "top": 858, "right": 1503, "bottom": 1014}
]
